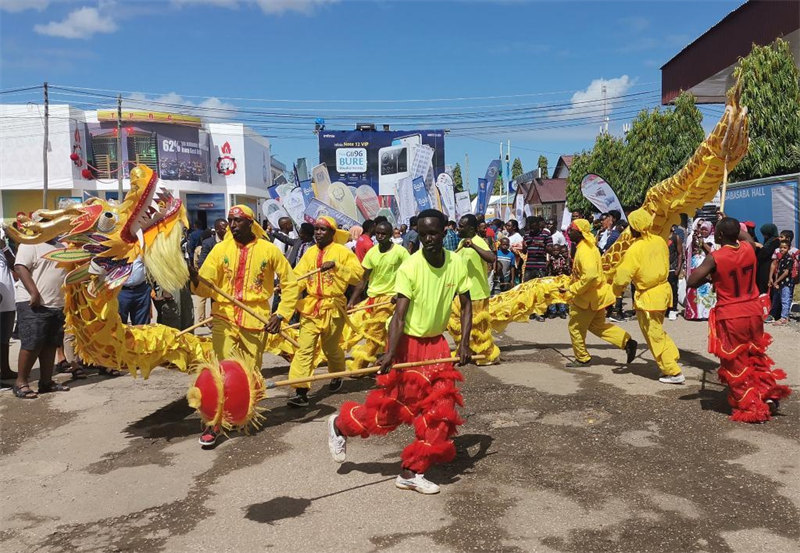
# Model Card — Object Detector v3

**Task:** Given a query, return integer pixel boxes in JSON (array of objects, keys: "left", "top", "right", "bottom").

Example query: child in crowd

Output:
[
  {"left": 770, "top": 239, "right": 797, "bottom": 325},
  {"left": 493, "top": 237, "right": 516, "bottom": 294},
  {"left": 547, "top": 244, "right": 571, "bottom": 319},
  {"left": 391, "top": 228, "right": 404, "bottom": 245}
]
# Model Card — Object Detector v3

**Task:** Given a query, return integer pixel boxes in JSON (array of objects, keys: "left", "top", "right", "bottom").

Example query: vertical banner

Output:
[
  {"left": 514, "top": 191, "right": 525, "bottom": 223},
  {"left": 296, "top": 158, "right": 309, "bottom": 182},
  {"left": 560, "top": 206, "right": 572, "bottom": 231},
  {"left": 261, "top": 199, "right": 292, "bottom": 230},
  {"left": 328, "top": 181, "right": 360, "bottom": 221},
  {"left": 411, "top": 176, "right": 433, "bottom": 212},
  {"left": 483, "top": 160, "right": 501, "bottom": 194},
  {"left": 436, "top": 173, "right": 456, "bottom": 218},
  {"left": 474, "top": 178, "right": 489, "bottom": 215},
  {"left": 311, "top": 163, "right": 332, "bottom": 204},
  {"left": 580, "top": 174, "right": 627, "bottom": 220},
  {"left": 455, "top": 191, "right": 472, "bottom": 219},
  {"left": 395, "top": 176, "right": 417, "bottom": 226},
  {"left": 284, "top": 188, "right": 307, "bottom": 227},
  {"left": 299, "top": 179, "right": 315, "bottom": 207}
]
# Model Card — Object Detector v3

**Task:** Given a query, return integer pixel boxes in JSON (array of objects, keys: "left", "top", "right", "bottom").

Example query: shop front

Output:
[{"left": 185, "top": 193, "right": 226, "bottom": 229}]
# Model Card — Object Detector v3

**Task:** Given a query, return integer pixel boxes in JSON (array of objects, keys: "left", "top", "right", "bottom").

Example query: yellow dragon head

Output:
[{"left": 4, "top": 164, "right": 190, "bottom": 294}]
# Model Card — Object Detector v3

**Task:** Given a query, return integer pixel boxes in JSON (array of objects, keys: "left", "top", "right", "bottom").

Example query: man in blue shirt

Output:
[
  {"left": 118, "top": 256, "right": 152, "bottom": 325},
  {"left": 443, "top": 220, "right": 460, "bottom": 251}
]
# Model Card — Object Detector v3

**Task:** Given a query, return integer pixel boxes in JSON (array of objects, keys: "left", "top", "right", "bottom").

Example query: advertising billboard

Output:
[
  {"left": 86, "top": 121, "right": 211, "bottom": 182},
  {"left": 318, "top": 129, "right": 446, "bottom": 196}
]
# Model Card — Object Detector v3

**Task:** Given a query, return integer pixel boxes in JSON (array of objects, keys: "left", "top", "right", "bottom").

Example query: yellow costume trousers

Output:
[
  {"left": 288, "top": 315, "right": 347, "bottom": 389},
  {"left": 568, "top": 305, "right": 630, "bottom": 363},
  {"left": 345, "top": 297, "right": 394, "bottom": 372},
  {"left": 449, "top": 298, "right": 501, "bottom": 365},
  {"left": 212, "top": 319, "right": 267, "bottom": 372},
  {"left": 635, "top": 310, "right": 681, "bottom": 376}
]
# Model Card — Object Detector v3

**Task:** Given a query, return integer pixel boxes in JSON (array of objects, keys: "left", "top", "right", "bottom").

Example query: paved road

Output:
[{"left": 1, "top": 317, "right": 798, "bottom": 553}]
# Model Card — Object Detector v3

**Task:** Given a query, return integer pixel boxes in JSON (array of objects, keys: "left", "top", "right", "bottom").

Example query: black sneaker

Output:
[
  {"left": 199, "top": 427, "right": 218, "bottom": 447},
  {"left": 766, "top": 399, "right": 780, "bottom": 416},
  {"left": 287, "top": 392, "right": 309, "bottom": 408},
  {"left": 565, "top": 359, "right": 591, "bottom": 368},
  {"left": 328, "top": 378, "right": 343, "bottom": 392},
  {"left": 608, "top": 312, "right": 625, "bottom": 323},
  {"left": 625, "top": 339, "right": 638, "bottom": 364}
]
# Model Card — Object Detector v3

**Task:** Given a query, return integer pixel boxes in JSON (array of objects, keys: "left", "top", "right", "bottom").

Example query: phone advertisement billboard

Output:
[{"left": 318, "top": 129, "right": 446, "bottom": 196}]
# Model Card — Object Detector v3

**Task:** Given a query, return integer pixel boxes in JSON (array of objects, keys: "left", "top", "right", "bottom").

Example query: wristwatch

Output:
[{"left": 275, "top": 314, "right": 284, "bottom": 321}]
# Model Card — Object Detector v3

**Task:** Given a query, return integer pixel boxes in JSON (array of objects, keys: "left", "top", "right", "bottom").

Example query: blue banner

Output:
[
  {"left": 299, "top": 178, "right": 315, "bottom": 207},
  {"left": 475, "top": 178, "right": 489, "bottom": 215},
  {"left": 484, "top": 159, "right": 501, "bottom": 190},
  {"left": 411, "top": 176, "right": 433, "bottom": 211}
]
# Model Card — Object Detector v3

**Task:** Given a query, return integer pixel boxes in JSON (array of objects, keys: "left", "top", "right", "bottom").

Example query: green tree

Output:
[
  {"left": 620, "top": 91, "right": 704, "bottom": 207},
  {"left": 565, "top": 151, "right": 593, "bottom": 214},
  {"left": 451, "top": 163, "right": 464, "bottom": 193},
  {"left": 731, "top": 38, "right": 800, "bottom": 181},
  {"left": 511, "top": 157, "right": 524, "bottom": 179},
  {"left": 537, "top": 155, "right": 549, "bottom": 178}
]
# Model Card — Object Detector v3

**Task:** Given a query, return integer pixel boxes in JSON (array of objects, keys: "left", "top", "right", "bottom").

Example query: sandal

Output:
[
  {"left": 12, "top": 384, "right": 38, "bottom": 399},
  {"left": 98, "top": 367, "right": 122, "bottom": 378},
  {"left": 37, "top": 381, "right": 70, "bottom": 394},
  {"left": 56, "top": 361, "right": 88, "bottom": 380}
]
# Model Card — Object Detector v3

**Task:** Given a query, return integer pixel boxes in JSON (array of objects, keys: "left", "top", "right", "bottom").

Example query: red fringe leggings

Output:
[
  {"left": 335, "top": 334, "right": 464, "bottom": 474},
  {"left": 710, "top": 313, "right": 791, "bottom": 423}
]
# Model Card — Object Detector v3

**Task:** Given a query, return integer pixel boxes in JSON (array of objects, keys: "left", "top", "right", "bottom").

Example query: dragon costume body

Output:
[{"left": 4, "top": 86, "right": 760, "bottom": 431}]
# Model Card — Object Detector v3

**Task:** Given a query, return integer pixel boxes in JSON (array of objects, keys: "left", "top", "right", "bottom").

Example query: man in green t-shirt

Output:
[
  {"left": 344, "top": 220, "right": 410, "bottom": 372},
  {"left": 448, "top": 214, "right": 500, "bottom": 365},
  {"left": 328, "top": 209, "right": 473, "bottom": 495}
]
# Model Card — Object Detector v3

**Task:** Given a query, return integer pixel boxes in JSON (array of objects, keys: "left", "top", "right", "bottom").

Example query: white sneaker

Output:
[
  {"left": 395, "top": 472, "right": 440, "bottom": 494},
  {"left": 668, "top": 312, "right": 677, "bottom": 321},
  {"left": 659, "top": 373, "right": 686, "bottom": 384},
  {"left": 327, "top": 415, "right": 346, "bottom": 463}
]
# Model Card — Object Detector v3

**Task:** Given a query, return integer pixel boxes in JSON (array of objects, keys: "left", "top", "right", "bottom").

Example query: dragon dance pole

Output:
[
  {"left": 265, "top": 354, "right": 486, "bottom": 389},
  {"left": 197, "top": 275, "right": 300, "bottom": 349}
]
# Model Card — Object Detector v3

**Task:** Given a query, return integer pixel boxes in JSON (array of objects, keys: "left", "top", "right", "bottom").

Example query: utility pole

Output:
[
  {"left": 42, "top": 82, "right": 49, "bottom": 209},
  {"left": 117, "top": 94, "right": 123, "bottom": 199},
  {"left": 505, "top": 140, "right": 511, "bottom": 220},
  {"left": 602, "top": 83, "right": 609, "bottom": 135},
  {"left": 464, "top": 153, "right": 470, "bottom": 196}
]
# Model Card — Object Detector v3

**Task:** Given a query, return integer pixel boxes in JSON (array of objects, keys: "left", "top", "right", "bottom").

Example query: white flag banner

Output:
[
  {"left": 261, "top": 199, "right": 292, "bottom": 230},
  {"left": 580, "top": 174, "right": 627, "bottom": 220},
  {"left": 436, "top": 173, "right": 456, "bottom": 218},
  {"left": 395, "top": 176, "right": 417, "bottom": 227},
  {"left": 311, "top": 163, "right": 332, "bottom": 205},
  {"left": 560, "top": 206, "right": 572, "bottom": 231},
  {"left": 283, "top": 187, "right": 307, "bottom": 227},
  {"left": 514, "top": 191, "right": 525, "bottom": 223},
  {"left": 454, "top": 191, "right": 472, "bottom": 220},
  {"left": 411, "top": 144, "right": 434, "bottom": 179}
]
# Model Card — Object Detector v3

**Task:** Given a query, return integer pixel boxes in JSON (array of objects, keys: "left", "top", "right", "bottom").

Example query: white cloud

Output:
[
  {"left": 560, "top": 75, "right": 636, "bottom": 118},
  {"left": 255, "top": 0, "right": 337, "bottom": 15},
  {"left": 0, "top": 0, "right": 49, "bottom": 12},
  {"left": 171, "top": 0, "right": 337, "bottom": 14},
  {"left": 34, "top": 6, "right": 117, "bottom": 39},
  {"left": 124, "top": 92, "right": 239, "bottom": 122}
]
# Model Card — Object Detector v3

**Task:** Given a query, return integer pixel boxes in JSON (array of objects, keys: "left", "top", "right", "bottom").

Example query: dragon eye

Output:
[{"left": 96, "top": 211, "right": 118, "bottom": 232}]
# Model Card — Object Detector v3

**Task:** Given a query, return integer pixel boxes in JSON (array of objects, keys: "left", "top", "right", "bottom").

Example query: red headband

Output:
[{"left": 228, "top": 206, "right": 253, "bottom": 221}]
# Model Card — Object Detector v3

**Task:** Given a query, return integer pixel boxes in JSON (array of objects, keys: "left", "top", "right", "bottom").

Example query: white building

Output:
[{"left": 0, "top": 104, "right": 274, "bottom": 228}]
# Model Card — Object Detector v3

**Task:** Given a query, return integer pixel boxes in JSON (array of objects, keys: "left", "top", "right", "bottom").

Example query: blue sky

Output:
[{"left": 1, "top": 0, "right": 742, "bottom": 191}]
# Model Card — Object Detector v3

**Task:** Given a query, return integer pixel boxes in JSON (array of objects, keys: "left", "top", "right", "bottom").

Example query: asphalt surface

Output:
[{"left": 1, "top": 316, "right": 798, "bottom": 553}]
